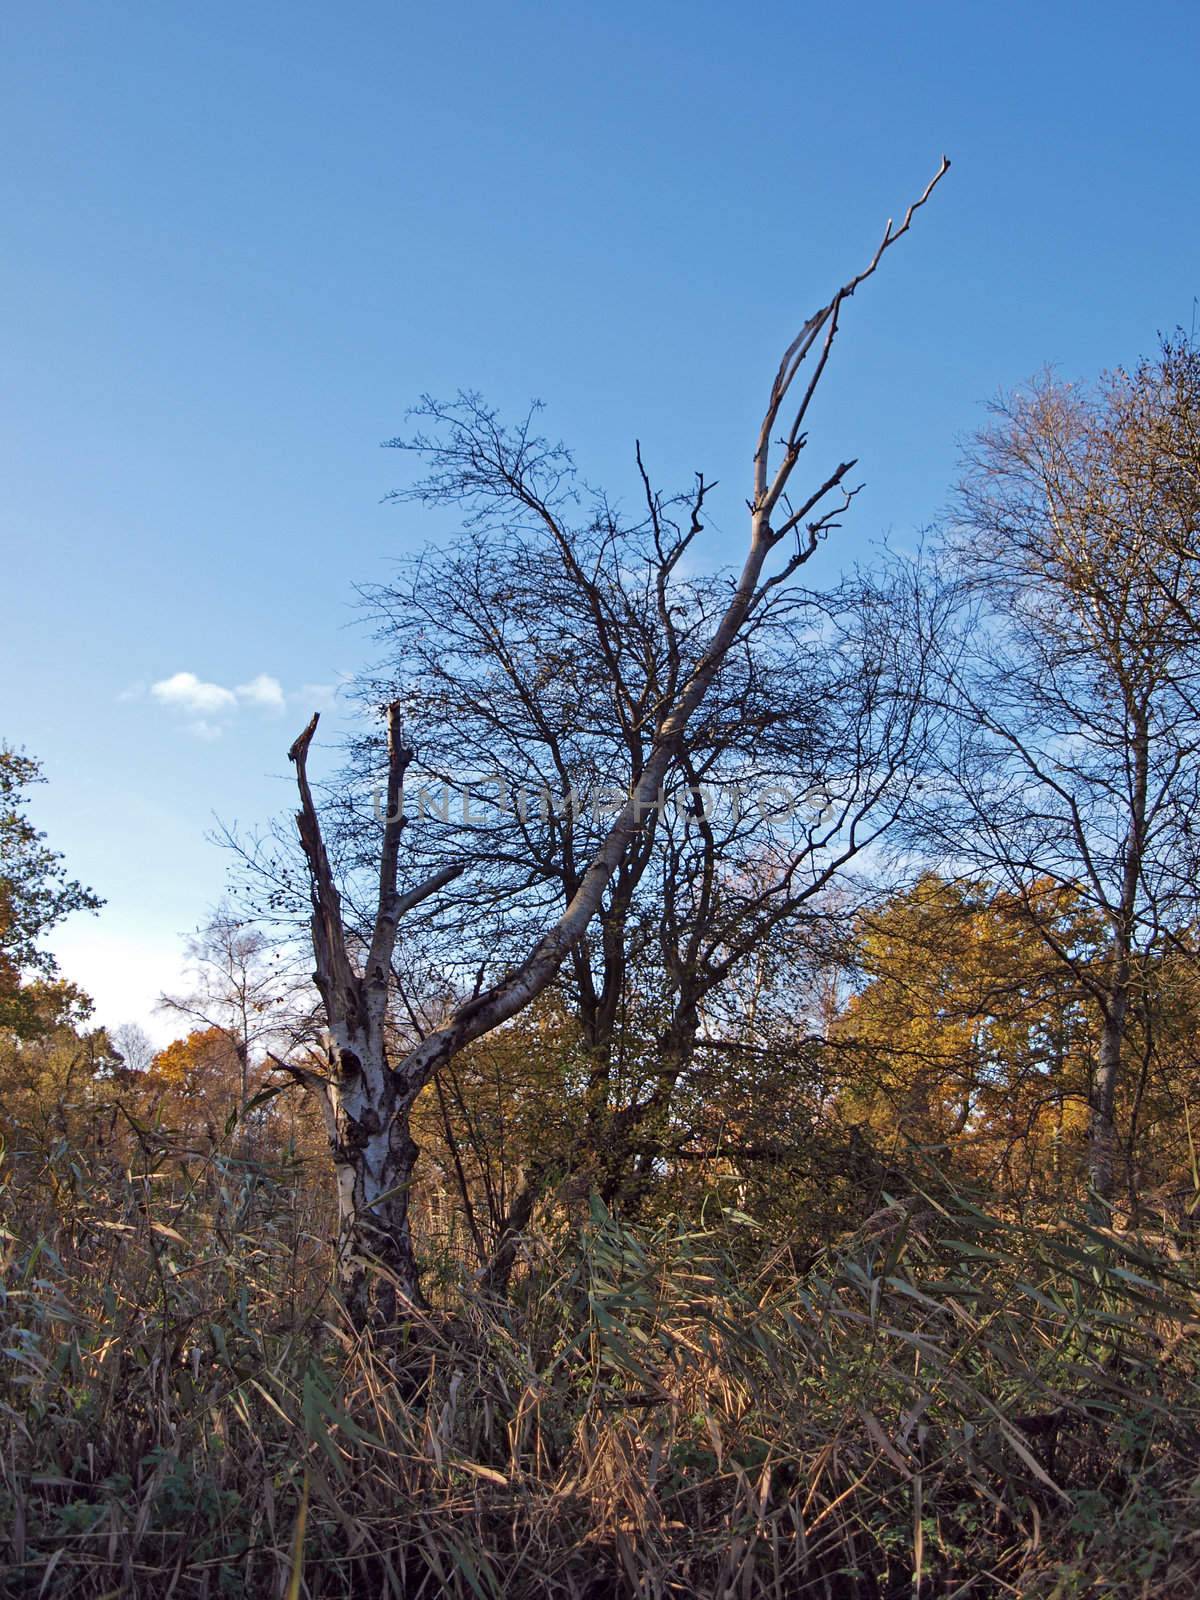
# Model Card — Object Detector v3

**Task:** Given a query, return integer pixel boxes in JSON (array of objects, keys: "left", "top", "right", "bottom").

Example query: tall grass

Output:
[{"left": 2, "top": 1127, "right": 1199, "bottom": 1597}]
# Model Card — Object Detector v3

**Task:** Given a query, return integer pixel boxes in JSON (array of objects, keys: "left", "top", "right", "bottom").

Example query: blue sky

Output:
[{"left": 2, "top": 0, "right": 1197, "bottom": 1037}]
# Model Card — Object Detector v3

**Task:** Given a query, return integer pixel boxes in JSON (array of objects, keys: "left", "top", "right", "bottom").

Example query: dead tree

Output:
[{"left": 285, "top": 160, "right": 949, "bottom": 1323}]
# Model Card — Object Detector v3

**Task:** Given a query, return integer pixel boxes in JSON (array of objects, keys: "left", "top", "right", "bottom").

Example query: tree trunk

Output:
[
  {"left": 284, "top": 708, "right": 460, "bottom": 1329},
  {"left": 1089, "top": 982, "right": 1128, "bottom": 1204},
  {"left": 1090, "top": 709, "right": 1148, "bottom": 1208},
  {"left": 326, "top": 1030, "right": 426, "bottom": 1322}
]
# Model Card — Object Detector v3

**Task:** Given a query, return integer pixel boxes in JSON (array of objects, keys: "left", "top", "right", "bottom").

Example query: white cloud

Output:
[
  {"left": 151, "top": 671, "right": 238, "bottom": 717},
  {"left": 142, "top": 670, "right": 338, "bottom": 737},
  {"left": 236, "top": 673, "right": 286, "bottom": 711}
]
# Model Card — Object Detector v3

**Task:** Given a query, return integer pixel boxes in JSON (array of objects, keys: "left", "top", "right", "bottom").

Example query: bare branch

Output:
[{"left": 289, "top": 711, "right": 359, "bottom": 1031}]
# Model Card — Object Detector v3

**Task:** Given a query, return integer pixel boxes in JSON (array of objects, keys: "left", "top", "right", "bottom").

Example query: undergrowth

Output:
[{"left": 2, "top": 1131, "right": 1199, "bottom": 1597}]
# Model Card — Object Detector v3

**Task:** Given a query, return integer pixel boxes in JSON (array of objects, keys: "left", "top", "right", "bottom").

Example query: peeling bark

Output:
[{"left": 287, "top": 707, "right": 464, "bottom": 1324}]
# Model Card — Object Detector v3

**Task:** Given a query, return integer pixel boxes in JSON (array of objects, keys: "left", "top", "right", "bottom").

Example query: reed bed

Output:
[{"left": 2, "top": 1130, "right": 1199, "bottom": 1597}]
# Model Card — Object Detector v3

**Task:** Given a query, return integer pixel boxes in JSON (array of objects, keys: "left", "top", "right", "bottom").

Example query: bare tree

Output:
[
  {"left": 159, "top": 905, "right": 312, "bottom": 1124},
  {"left": 341, "top": 456, "right": 937, "bottom": 1288},
  {"left": 915, "top": 345, "right": 1200, "bottom": 1203},
  {"left": 110, "top": 1020, "right": 157, "bottom": 1077},
  {"left": 283, "top": 161, "right": 949, "bottom": 1323}
]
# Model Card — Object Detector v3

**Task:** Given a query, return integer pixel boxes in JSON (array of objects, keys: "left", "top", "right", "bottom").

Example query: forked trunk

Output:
[{"left": 326, "top": 1031, "right": 425, "bottom": 1322}]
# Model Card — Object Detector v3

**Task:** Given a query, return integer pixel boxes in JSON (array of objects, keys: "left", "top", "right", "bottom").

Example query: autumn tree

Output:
[
  {"left": 144, "top": 1026, "right": 245, "bottom": 1143},
  {"left": 915, "top": 342, "right": 1200, "bottom": 1202},
  {"left": 0, "top": 993, "right": 117, "bottom": 1147},
  {"left": 833, "top": 874, "right": 1101, "bottom": 1194},
  {"left": 1117, "top": 938, "right": 1200, "bottom": 1214}
]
